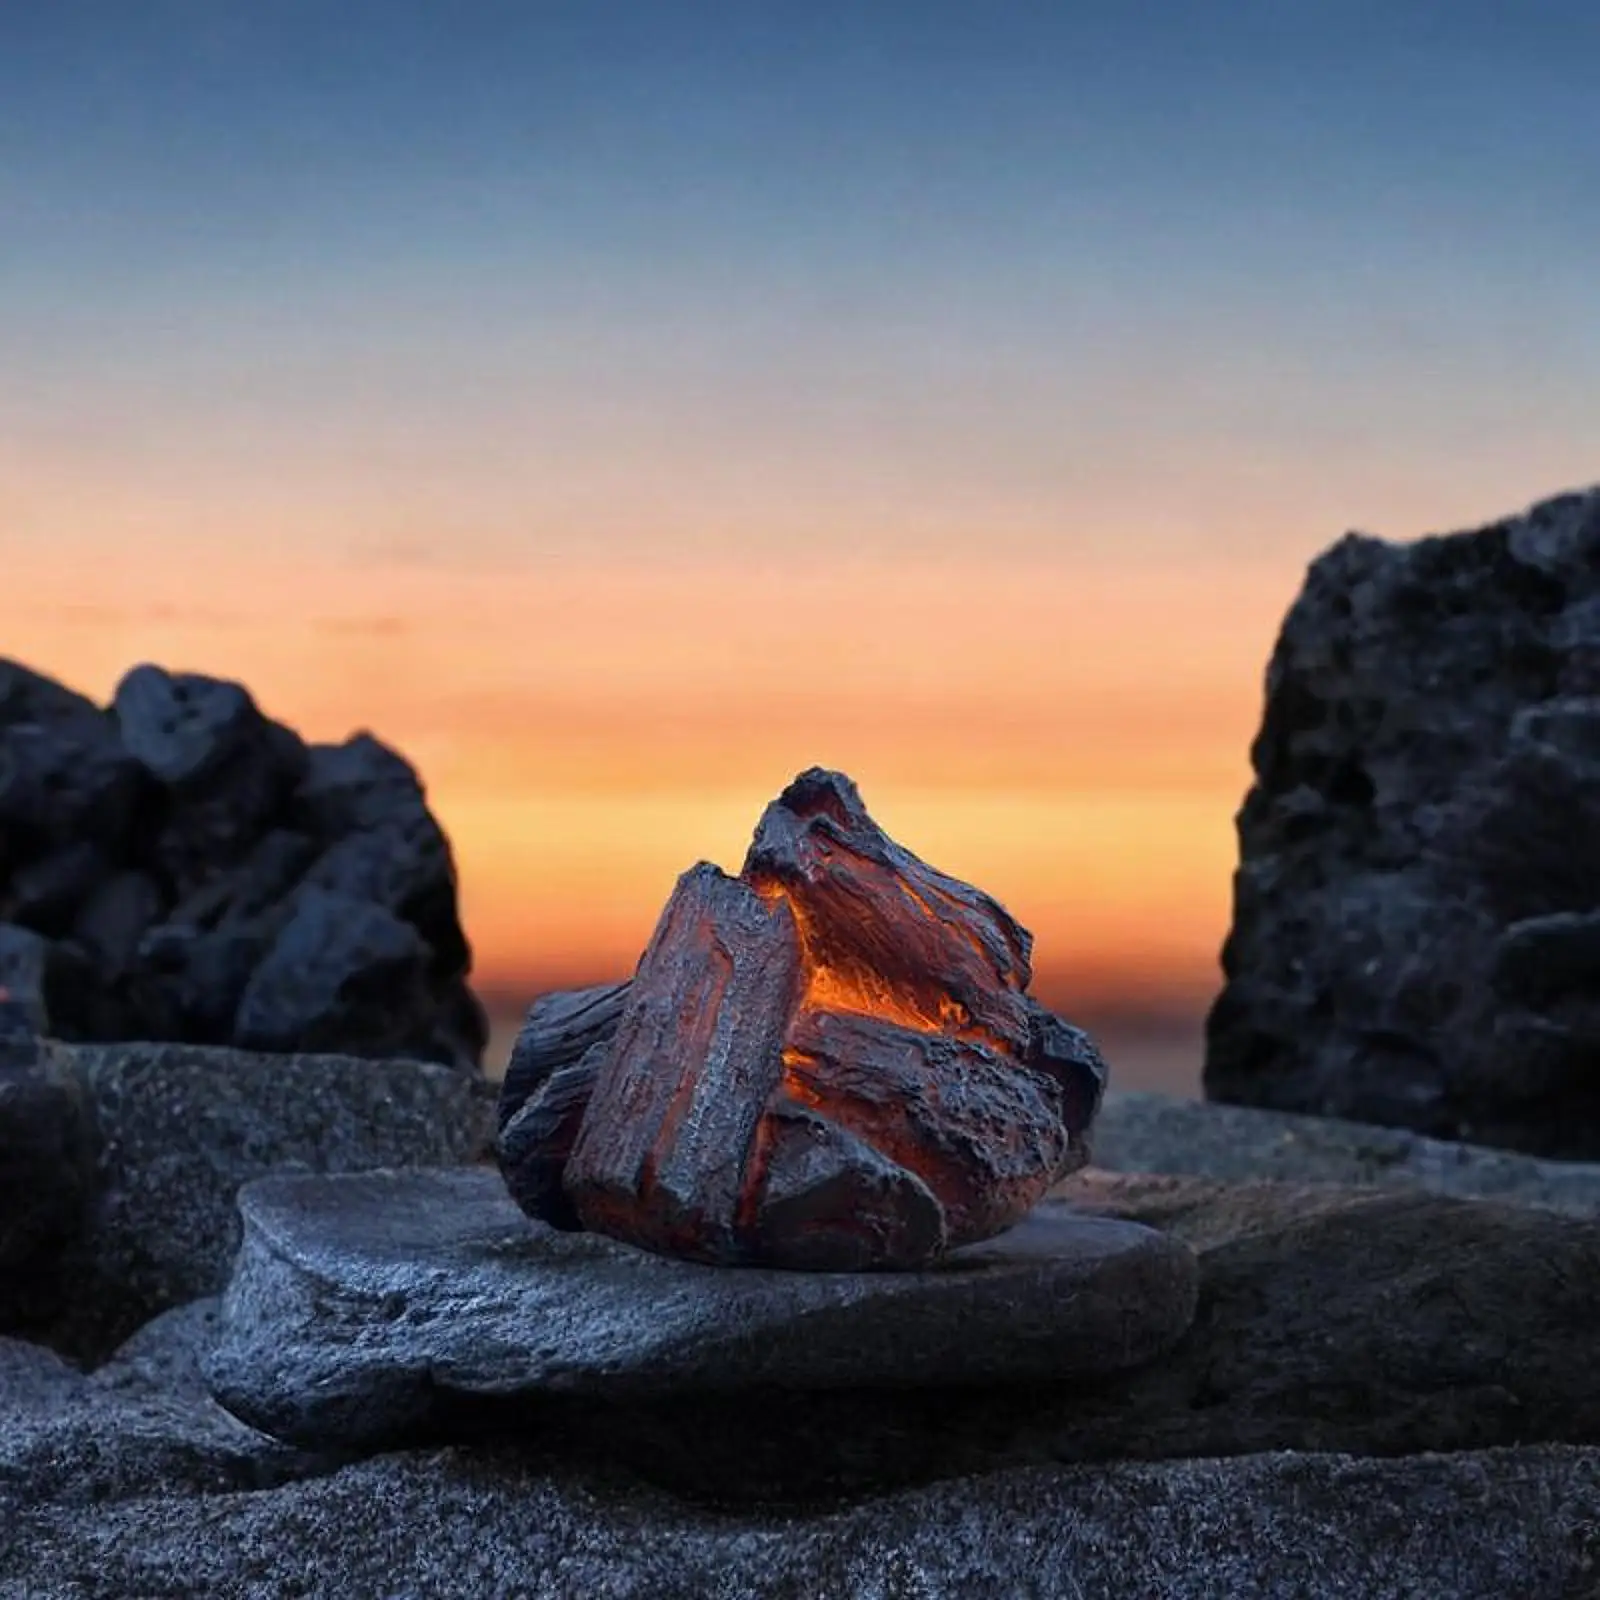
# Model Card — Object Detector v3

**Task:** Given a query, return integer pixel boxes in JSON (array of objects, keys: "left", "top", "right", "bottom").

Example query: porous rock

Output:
[
  {"left": 6, "top": 1040, "right": 494, "bottom": 1363},
  {"left": 232, "top": 889, "right": 437, "bottom": 1057},
  {"left": 0, "top": 1325, "right": 312, "bottom": 1511},
  {"left": 0, "top": 657, "right": 483, "bottom": 1068},
  {"left": 2, "top": 1444, "right": 1596, "bottom": 1600},
  {"left": 1091, "top": 1088, "right": 1600, "bottom": 1214},
  {"left": 387, "top": 1169, "right": 1600, "bottom": 1503},
  {"left": 1207, "top": 485, "right": 1600, "bottom": 1156},
  {"left": 204, "top": 1166, "right": 1198, "bottom": 1452},
  {"left": 0, "top": 1024, "right": 94, "bottom": 1334}
]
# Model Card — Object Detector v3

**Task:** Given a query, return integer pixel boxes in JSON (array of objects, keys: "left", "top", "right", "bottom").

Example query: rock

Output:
[
  {"left": 70, "top": 869, "right": 165, "bottom": 980},
  {"left": 0, "top": 1033, "right": 93, "bottom": 1292},
  {"left": 0, "top": 657, "right": 483, "bottom": 1068},
  {"left": 1089, "top": 1089, "right": 1600, "bottom": 1215},
  {"left": 0, "top": 659, "right": 100, "bottom": 729},
  {"left": 292, "top": 731, "right": 428, "bottom": 839},
  {"left": 88, "top": 1299, "right": 224, "bottom": 1406},
  {"left": 0, "top": 1328, "right": 312, "bottom": 1510},
  {"left": 130, "top": 920, "right": 279, "bottom": 1044},
  {"left": 2, "top": 1444, "right": 1597, "bottom": 1599},
  {"left": 499, "top": 980, "right": 631, "bottom": 1126},
  {"left": 113, "top": 665, "right": 309, "bottom": 891},
  {"left": 1038, "top": 1172, "right": 1600, "bottom": 1464},
  {"left": 0, "top": 1336, "right": 87, "bottom": 1411},
  {"left": 300, "top": 814, "right": 470, "bottom": 981},
  {"left": 306, "top": 1169, "right": 1600, "bottom": 1505},
  {"left": 0, "top": 713, "right": 146, "bottom": 861},
  {"left": 1206, "top": 486, "right": 1600, "bottom": 1157},
  {"left": 5, "top": 1041, "right": 494, "bottom": 1363},
  {"left": 204, "top": 1167, "right": 1198, "bottom": 1452},
  {"left": 233, "top": 889, "right": 439, "bottom": 1059},
  {"left": 111, "top": 665, "right": 287, "bottom": 793},
  {"left": 1, "top": 842, "right": 111, "bottom": 936},
  {"left": 0, "top": 924, "right": 50, "bottom": 1029}
]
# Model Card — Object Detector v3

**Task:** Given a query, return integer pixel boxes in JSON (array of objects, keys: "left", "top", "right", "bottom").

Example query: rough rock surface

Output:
[
  {"left": 4, "top": 1041, "right": 495, "bottom": 1362},
  {"left": 1206, "top": 485, "right": 1600, "bottom": 1157},
  {"left": 288, "top": 1169, "right": 1600, "bottom": 1504},
  {"left": 10, "top": 1164, "right": 1600, "bottom": 1596},
  {"left": 0, "top": 1029, "right": 94, "bottom": 1291},
  {"left": 2, "top": 1442, "right": 1596, "bottom": 1600},
  {"left": 1092, "top": 1088, "right": 1600, "bottom": 1214},
  {"left": 0, "top": 1330, "right": 313, "bottom": 1512},
  {"left": 205, "top": 1167, "right": 1198, "bottom": 1451},
  {"left": 0, "top": 657, "right": 485, "bottom": 1069}
]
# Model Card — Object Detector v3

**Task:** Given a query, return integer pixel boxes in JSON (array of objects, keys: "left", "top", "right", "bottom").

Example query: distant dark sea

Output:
[{"left": 484, "top": 1012, "right": 1204, "bottom": 1099}]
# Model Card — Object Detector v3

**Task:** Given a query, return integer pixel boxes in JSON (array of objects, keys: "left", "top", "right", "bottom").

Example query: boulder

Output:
[
  {"left": 1206, "top": 485, "right": 1600, "bottom": 1156},
  {"left": 0, "top": 657, "right": 483, "bottom": 1067},
  {"left": 4, "top": 1040, "right": 494, "bottom": 1363},
  {"left": 205, "top": 1167, "right": 1198, "bottom": 1452},
  {"left": 292, "top": 731, "right": 429, "bottom": 839},
  {"left": 233, "top": 889, "right": 438, "bottom": 1059}
]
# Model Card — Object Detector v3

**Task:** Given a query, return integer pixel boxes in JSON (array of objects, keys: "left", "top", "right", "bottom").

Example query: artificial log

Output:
[
  {"left": 496, "top": 768, "right": 1109, "bottom": 1271},
  {"left": 778, "top": 1007, "right": 1073, "bottom": 1248},
  {"left": 496, "top": 982, "right": 630, "bottom": 1231},
  {"left": 564, "top": 864, "right": 801, "bottom": 1263}
]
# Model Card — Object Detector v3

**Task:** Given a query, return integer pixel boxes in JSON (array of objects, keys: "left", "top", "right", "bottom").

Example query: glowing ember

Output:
[{"left": 497, "top": 769, "right": 1107, "bottom": 1270}]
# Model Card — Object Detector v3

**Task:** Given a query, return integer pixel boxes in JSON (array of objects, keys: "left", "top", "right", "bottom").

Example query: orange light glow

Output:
[{"left": 0, "top": 542, "right": 1279, "bottom": 1020}]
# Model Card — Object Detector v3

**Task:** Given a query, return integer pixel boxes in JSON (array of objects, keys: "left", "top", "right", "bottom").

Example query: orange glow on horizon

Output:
[{"left": 0, "top": 544, "right": 1275, "bottom": 1018}]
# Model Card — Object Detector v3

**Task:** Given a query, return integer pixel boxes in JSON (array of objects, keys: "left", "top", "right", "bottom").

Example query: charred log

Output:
[
  {"left": 564, "top": 864, "right": 801, "bottom": 1264},
  {"left": 498, "top": 770, "right": 1111, "bottom": 1271}
]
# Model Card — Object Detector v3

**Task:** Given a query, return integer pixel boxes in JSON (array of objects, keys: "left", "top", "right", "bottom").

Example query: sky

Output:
[{"left": 1, "top": 2, "right": 1596, "bottom": 1020}]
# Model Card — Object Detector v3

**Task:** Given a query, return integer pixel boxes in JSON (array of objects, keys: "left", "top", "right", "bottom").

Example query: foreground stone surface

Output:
[
  {"left": 5, "top": 1042, "right": 494, "bottom": 1362},
  {"left": 412, "top": 1170, "right": 1600, "bottom": 1503},
  {"left": 1091, "top": 1089, "right": 1600, "bottom": 1214},
  {"left": 206, "top": 1168, "right": 1198, "bottom": 1450},
  {"left": 1, "top": 1442, "right": 1595, "bottom": 1600},
  {"left": 0, "top": 1327, "right": 313, "bottom": 1509},
  {"left": 1205, "top": 485, "right": 1600, "bottom": 1157}
]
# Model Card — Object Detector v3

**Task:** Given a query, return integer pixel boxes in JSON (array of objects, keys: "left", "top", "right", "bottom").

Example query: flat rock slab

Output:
[{"left": 206, "top": 1168, "right": 1197, "bottom": 1450}]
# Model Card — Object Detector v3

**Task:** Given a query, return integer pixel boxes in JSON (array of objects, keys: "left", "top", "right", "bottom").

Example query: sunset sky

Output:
[{"left": 2, "top": 3, "right": 1596, "bottom": 1020}]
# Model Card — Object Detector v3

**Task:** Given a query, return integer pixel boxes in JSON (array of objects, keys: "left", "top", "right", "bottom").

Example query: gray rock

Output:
[
  {"left": 0, "top": 1337, "right": 86, "bottom": 1411},
  {"left": 292, "top": 731, "right": 428, "bottom": 839},
  {"left": 88, "top": 1299, "right": 224, "bottom": 1405},
  {"left": 70, "top": 869, "right": 164, "bottom": 981},
  {"left": 111, "top": 665, "right": 281, "bottom": 792},
  {"left": 1, "top": 842, "right": 111, "bottom": 936},
  {"left": 0, "top": 714, "right": 144, "bottom": 860},
  {"left": 130, "top": 920, "right": 278, "bottom": 1044},
  {"left": 0, "top": 659, "right": 100, "bottom": 729},
  {"left": 435, "top": 1169, "right": 1600, "bottom": 1503},
  {"left": 205, "top": 1167, "right": 1198, "bottom": 1451},
  {"left": 0, "top": 1349, "right": 311, "bottom": 1513},
  {"left": 1206, "top": 485, "right": 1600, "bottom": 1157},
  {"left": 0, "top": 657, "right": 484, "bottom": 1068},
  {"left": 1042, "top": 1172, "right": 1600, "bottom": 1462},
  {"left": 1090, "top": 1088, "right": 1600, "bottom": 1214},
  {"left": 0, "top": 1034, "right": 92, "bottom": 1314},
  {"left": 300, "top": 813, "right": 469, "bottom": 980},
  {"left": 113, "top": 667, "right": 309, "bottom": 893},
  {"left": 2, "top": 1444, "right": 1597, "bottom": 1599},
  {"left": 6, "top": 1041, "right": 494, "bottom": 1362},
  {"left": 0, "top": 924, "right": 49, "bottom": 1030},
  {"left": 232, "top": 889, "right": 437, "bottom": 1058}
]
